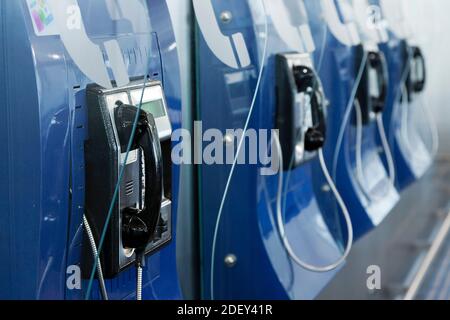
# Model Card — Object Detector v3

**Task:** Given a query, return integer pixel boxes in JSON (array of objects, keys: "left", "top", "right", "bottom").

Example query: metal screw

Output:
[
  {"left": 224, "top": 254, "right": 237, "bottom": 268},
  {"left": 220, "top": 11, "right": 233, "bottom": 23}
]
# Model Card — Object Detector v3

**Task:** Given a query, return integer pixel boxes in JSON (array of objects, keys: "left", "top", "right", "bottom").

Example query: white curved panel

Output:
[
  {"left": 320, "top": 0, "right": 361, "bottom": 46},
  {"left": 193, "top": 0, "right": 251, "bottom": 69},
  {"left": 106, "top": 0, "right": 151, "bottom": 34},
  {"left": 49, "top": 0, "right": 113, "bottom": 88},
  {"left": 351, "top": 0, "right": 388, "bottom": 44},
  {"left": 265, "top": 0, "right": 315, "bottom": 53},
  {"left": 380, "top": 0, "right": 412, "bottom": 40}
]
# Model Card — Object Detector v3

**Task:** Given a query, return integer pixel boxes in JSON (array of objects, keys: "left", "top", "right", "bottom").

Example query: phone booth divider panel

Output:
[
  {"left": 376, "top": 0, "right": 433, "bottom": 191},
  {"left": 304, "top": 0, "right": 399, "bottom": 241},
  {"left": 195, "top": 0, "right": 348, "bottom": 300}
]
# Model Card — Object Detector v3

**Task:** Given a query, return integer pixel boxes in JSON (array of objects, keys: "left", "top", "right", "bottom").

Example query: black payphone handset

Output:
[
  {"left": 355, "top": 47, "right": 389, "bottom": 124},
  {"left": 407, "top": 46, "right": 427, "bottom": 99},
  {"left": 276, "top": 53, "right": 326, "bottom": 170},
  {"left": 353, "top": 47, "right": 396, "bottom": 190},
  {"left": 274, "top": 53, "right": 354, "bottom": 272},
  {"left": 368, "top": 51, "right": 388, "bottom": 114},
  {"left": 83, "top": 81, "right": 173, "bottom": 279},
  {"left": 114, "top": 103, "right": 163, "bottom": 251}
]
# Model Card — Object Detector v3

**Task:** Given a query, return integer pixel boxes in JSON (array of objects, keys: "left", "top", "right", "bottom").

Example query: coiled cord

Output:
[
  {"left": 136, "top": 265, "right": 143, "bottom": 301},
  {"left": 85, "top": 74, "right": 149, "bottom": 300},
  {"left": 82, "top": 215, "right": 108, "bottom": 300},
  {"left": 282, "top": 25, "right": 329, "bottom": 214},
  {"left": 394, "top": 46, "right": 438, "bottom": 163},
  {"left": 274, "top": 132, "right": 353, "bottom": 272}
]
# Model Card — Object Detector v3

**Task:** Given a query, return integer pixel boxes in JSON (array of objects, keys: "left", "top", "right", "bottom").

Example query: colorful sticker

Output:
[{"left": 26, "top": 0, "right": 58, "bottom": 36}]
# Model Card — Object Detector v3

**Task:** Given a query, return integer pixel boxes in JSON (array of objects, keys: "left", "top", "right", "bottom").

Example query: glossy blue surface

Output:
[
  {"left": 304, "top": 0, "right": 399, "bottom": 241},
  {"left": 196, "top": 0, "right": 343, "bottom": 300},
  {"left": 371, "top": 0, "right": 432, "bottom": 191},
  {"left": 0, "top": 0, "right": 181, "bottom": 300}
]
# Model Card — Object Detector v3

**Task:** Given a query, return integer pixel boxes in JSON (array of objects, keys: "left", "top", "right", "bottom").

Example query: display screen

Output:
[{"left": 140, "top": 99, "right": 166, "bottom": 118}]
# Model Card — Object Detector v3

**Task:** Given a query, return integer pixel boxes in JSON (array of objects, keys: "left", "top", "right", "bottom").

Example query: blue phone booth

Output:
[
  {"left": 305, "top": 0, "right": 399, "bottom": 241},
  {"left": 376, "top": 0, "right": 434, "bottom": 191},
  {"left": 195, "top": 0, "right": 348, "bottom": 300},
  {"left": 0, "top": 0, "right": 182, "bottom": 300}
]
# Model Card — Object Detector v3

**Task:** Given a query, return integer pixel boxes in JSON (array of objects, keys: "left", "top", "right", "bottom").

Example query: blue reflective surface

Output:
[
  {"left": 196, "top": 0, "right": 343, "bottom": 300},
  {"left": 371, "top": 0, "right": 432, "bottom": 191},
  {"left": 0, "top": 0, "right": 181, "bottom": 300},
  {"left": 305, "top": 0, "right": 399, "bottom": 241}
]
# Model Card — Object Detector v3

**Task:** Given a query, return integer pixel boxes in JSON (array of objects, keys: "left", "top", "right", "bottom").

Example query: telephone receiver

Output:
[
  {"left": 49, "top": 0, "right": 148, "bottom": 89},
  {"left": 193, "top": 0, "right": 251, "bottom": 69},
  {"left": 320, "top": 0, "right": 361, "bottom": 46},
  {"left": 368, "top": 51, "right": 388, "bottom": 114},
  {"left": 410, "top": 46, "right": 427, "bottom": 93},
  {"left": 276, "top": 53, "right": 326, "bottom": 170},
  {"left": 294, "top": 66, "right": 327, "bottom": 152},
  {"left": 114, "top": 102, "right": 163, "bottom": 251},
  {"left": 351, "top": 0, "right": 389, "bottom": 44},
  {"left": 356, "top": 49, "right": 389, "bottom": 124}
]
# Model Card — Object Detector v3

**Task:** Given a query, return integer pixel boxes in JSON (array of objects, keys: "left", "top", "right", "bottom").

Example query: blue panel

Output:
[
  {"left": 304, "top": 0, "right": 399, "bottom": 240},
  {"left": 370, "top": 0, "right": 432, "bottom": 191},
  {"left": 0, "top": 0, "right": 181, "bottom": 300},
  {"left": 196, "top": 0, "right": 344, "bottom": 300}
]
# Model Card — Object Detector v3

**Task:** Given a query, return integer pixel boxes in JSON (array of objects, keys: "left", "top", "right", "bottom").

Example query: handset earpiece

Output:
[
  {"left": 305, "top": 88, "right": 326, "bottom": 152},
  {"left": 411, "top": 46, "right": 427, "bottom": 93},
  {"left": 293, "top": 65, "right": 326, "bottom": 152},
  {"left": 368, "top": 51, "right": 389, "bottom": 114},
  {"left": 114, "top": 102, "right": 163, "bottom": 252}
]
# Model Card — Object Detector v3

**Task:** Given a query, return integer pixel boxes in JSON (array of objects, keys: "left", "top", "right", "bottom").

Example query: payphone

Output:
[
  {"left": 355, "top": 49, "right": 389, "bottom": 124},
  {"left": 407, "top": 46, "right": 427, "bottom": 96},
  {"left": 83, "top": 82, "right": 172, "bottom": 278},
  {"left": 276, "top": 54, "right": 327, "bottom": 169},
  {"left": 274, "top": 52, "right": 353, "bottom": 273},
  {"left": 0, "top": 0, "right": 182, "bottom": 300},
  {"left": 195, "top": 0, "right": 350, "bottom": 300},
  {"left": 377, "top": 0, "right": 435, "bottom": 190},
  {"left": 351, "top": 0, "right": 397, "bottom": 190},
  {"left": 304, "top": 0, "right": 399, "bottom": 240}
]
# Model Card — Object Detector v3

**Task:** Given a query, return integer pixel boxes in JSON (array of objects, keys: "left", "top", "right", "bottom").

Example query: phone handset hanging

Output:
[
  {"left": 353, "top": 48, "right": 396, "bottom": 187},
  {"left": 84, "top": 82, "right": 172, "bottom": 290},
  {"left": 114, "top": 102, "right": 163, "bottom": 253},
  {"left": 367, "top": 50, "right": 396, "bottom": 186},
  {"left": 275, "top": 53, "right": 353, "bottom": 272},
  {"left": 407, "top": 46, "right": 426, "bottom": 100},
  {"left": 276, "top": 54, "right": 326, "bottom": 169},
  {"left": 355, "top": 48, "right": 389, "bottom": 124},
  {"left": 411, "top": 47, "right": 426, "bottom": 93},
  {"left": 114, "top": 101, "right": 163, "bottom": 300}
]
